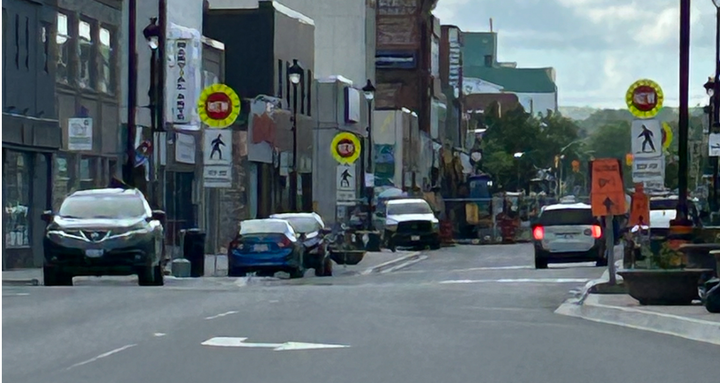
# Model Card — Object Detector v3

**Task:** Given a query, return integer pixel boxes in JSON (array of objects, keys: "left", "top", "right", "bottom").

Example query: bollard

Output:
[{"left": 171, "top": 258, "right": 191, "bottom": 278}]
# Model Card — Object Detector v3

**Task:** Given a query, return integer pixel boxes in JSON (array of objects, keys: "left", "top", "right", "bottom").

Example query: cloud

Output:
[{"left": 433, "top": 0, "right": 717, "bottom": 107}]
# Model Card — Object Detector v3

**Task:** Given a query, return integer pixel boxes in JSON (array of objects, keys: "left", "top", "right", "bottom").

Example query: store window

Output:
[
  {"left": 4, "top": 151, "right": 32, "bottom": 249},
  {"left": 79, "top": 156, "right": 98, "bottom": 189},
  {"left": 78, "top": 19, "right": 93, "bottom": 88},
  {"left": 53, "top": 155, "right": 71, "bottom": 210},
  {"left": 56, "top": 12, "right": 70, "bottom": 83}
]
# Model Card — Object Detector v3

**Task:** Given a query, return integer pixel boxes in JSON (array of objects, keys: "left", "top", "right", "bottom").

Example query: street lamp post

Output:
[
  {"left": 124, "top": 0, "right": 138, "bottom": 186},
  {"left": 288, "top": 59, "right": 303, "bottom": 212},
  {"left": 142, "top": 17, "right": 160, "bottom": 205},
  {"left": 362, "top": 79, "right": 376, "bottom": 230}
]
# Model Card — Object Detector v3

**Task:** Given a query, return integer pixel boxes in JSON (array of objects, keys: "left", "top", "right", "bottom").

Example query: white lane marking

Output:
[
  {"left": 380, "top": 255, "right": 429, "bottom": 274},
  {"left": 439, "top": 278, "right": 590, "bottom": 284},
  {"left": 3, "top": 293, "right": 30, "bottom": 296},
  {"left": 396, "top": 265, "right": 533, "bottom": 274},
  {"left": 205, "top": 311, "right": 238, "bottom": 320},
  {"left": 201, "top": 337, "right": 350, "bottom": 351},
  {"left": 268, "top": 300, "right": 280, "bottom": 303},
  {"left": 153, "top": 333, "right": 166, "bottom": 337},
  {"left": 66, "top": 344, "right": 137, "bottom": 370}
]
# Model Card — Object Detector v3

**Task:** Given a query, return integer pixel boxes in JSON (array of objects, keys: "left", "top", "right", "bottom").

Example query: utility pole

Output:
[
  {"left": 124, "top": 0, "right": 138, "bottom": 186},
  {"left": 675, "top": 0, "right": 691, "bottom": 222}
]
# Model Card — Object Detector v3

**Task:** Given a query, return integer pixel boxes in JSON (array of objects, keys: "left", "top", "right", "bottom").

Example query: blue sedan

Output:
[{"left": 227, "top": 219, "right": 306, "bottom": 278}]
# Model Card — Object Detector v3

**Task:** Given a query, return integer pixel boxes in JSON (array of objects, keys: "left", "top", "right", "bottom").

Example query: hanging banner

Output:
[{"left": 165, "top": 23, "right": 202, "bottom": 130}]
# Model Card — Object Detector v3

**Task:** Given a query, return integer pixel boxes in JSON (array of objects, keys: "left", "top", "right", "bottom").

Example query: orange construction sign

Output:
[
  {"left": 629, "top": 183, "right": 649, "bottom": 226},
  {"left": 590, "top": 158, "right": 626, "bottom": 216}
]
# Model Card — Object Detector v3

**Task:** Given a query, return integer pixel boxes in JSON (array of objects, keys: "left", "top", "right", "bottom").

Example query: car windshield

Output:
[
  {"left": 538, "top": 208, "right": 596, "bottom": 226},
  {"left": 276, "top": 216, "right": 322, "bottom": 234},
  {"left": 387, "top": 201, "right": 433, "bottom": 216},
  {"left": 58, "top": 195, "right": 147, "bottom": 219},
  {"left": 240, "top": 220, "right": 292, "bottom": 235}
]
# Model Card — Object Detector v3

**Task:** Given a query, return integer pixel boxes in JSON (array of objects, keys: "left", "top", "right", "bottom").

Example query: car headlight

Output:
[
  {"left": 432, "top": 221, "right": 440, "bottom": 232},
  {"left": 111, "top": 223, "right": 151, "bottom": 237},
  {"left": 386, "top": 221, "right": 398, "bottom": 231}
]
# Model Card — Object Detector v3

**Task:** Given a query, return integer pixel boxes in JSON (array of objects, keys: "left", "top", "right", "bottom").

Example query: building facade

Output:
[
  {"left": 2, "top": 0, "right": 63, "bottom": 269},
  {"left": 462, "top": 31, "right": 558, "bottom": 115},
  {"left": 204, "top": 1, "right": 315, "bottom": 218},
  {"left": 52, "top": 0, "right": 124, "bottom": 213}
]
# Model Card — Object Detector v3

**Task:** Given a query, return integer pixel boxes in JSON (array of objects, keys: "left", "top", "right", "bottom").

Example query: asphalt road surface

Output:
[{"left": 4, "top": 244, "right": 719, "bottom": 383}]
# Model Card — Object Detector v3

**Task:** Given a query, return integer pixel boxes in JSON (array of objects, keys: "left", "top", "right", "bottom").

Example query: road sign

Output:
[
  {"left": 631, "top": 157, "right": 664, "bottom": 183},
  {"left": 709, "top": 133, "right": 720, "bottom": 157},
  {"left": 201, "top": 337, "right": 350, "bottom": 351},
  {"left": 198, "top": 84, "right": 241, "bottom": 128},
  {"left": 203, "top": 129, "right": 232, "bottom": 165},
  {"left": 590, "top": 158, "right": 626, "bottom": 216},
  {"left": 336, "top": 164, "right": 356, "bottom": 203},
  {"left": 629, "top": 183, "right": 649, "bottom": 227},
  {"left": 661, "top": 122, "right": 673, "bottom": 150},
  {"left": 631, "top": 119, "right": 663, "bottom": 159},
  {"left": 331, "top": 132, "right": 361, "bottom": 164},
  {"left": 626, "top": 79, "right": 664, "bottom": 118}
]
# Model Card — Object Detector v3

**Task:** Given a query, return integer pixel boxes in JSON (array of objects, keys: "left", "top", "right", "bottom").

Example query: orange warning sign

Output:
[
  {"left": 628, "top": 183, "right": 649, "bottom": 226},
  {"left": 590, "top": 158, "right": 626, "bottom": 216}
]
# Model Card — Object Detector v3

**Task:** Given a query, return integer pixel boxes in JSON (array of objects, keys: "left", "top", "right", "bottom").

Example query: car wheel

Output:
[
  {"left": 534, "top": 258, "right": 548, "bottom": 269},
  {"left": 317, "top": 256, "right": 333, "bottom": 277},
  {"left": 228, "top": 268, "right": 247, "bottom": 277},
  {"left": 43, "top": 265, "right": 73, "bottom": 286},
  {"left": 152, "top": 265, "right": 164, "bottom": 286},
  {"left": 596, "top": 248, "right": 608, "bottom": 267},
  {"left": 138, "top": 265, "right": 157, "bottom": 286}
]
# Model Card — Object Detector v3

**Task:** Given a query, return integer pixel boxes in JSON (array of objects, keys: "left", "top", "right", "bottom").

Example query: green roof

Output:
[{"left": 463, "top": 65, "right": 557, "bottom": 93}]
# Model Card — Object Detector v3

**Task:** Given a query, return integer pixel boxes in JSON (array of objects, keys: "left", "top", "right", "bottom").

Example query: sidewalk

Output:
[
  {"left": 2, "top": 269, "right": 42, "bottom": 286},
  {"left": 556, "top": 244, "right": 720, "bottom": 346}
]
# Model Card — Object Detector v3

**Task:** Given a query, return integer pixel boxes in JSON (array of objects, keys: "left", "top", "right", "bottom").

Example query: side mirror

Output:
[
  {"left": 41, "top": 210, "right": 54, "bottom": 224},
  {"left": 151, "top": 210, "right": 166, "bottom": 222}
]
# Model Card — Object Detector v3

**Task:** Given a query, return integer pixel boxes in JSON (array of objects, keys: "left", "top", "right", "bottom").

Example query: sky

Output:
[{"left": 433, "top": 0, "right": 717, "bottom": 109}]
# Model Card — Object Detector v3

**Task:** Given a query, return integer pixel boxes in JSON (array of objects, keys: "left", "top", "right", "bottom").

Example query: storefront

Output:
[{"left": 2, "top": 147, "right": 54, "bottom": 269}]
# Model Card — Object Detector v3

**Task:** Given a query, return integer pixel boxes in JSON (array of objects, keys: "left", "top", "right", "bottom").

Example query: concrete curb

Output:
[
  {"left": 2, "top": 279, "right": 40, "bottom": 286},
  {"left": 362, "top": 251, "right": 423, "bottom": 275},
  {"left": 555, "top": 295, "right": 720, "bottom": 346}
]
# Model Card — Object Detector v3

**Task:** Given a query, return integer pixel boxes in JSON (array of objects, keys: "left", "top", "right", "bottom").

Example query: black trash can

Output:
[{"left": 183, "top": 229, "right": 206, "bottom": 278}]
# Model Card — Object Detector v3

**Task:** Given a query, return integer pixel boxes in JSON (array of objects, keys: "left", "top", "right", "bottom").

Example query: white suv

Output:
[{"left": 531, "top": 202, "right": 607, "bottom": 269}]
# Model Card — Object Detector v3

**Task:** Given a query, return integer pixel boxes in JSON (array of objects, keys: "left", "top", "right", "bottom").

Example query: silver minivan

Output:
[{"left": 531, "top": 202, "right": 606, "bottom": 269}]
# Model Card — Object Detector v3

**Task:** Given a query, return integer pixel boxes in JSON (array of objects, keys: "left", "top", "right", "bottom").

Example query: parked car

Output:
[
  {"left": 270, "top": 212, "right": 333, "bottom": 277},
  {"left": 377, "top": 198, "right": 441, "bottom": 251},
  {"left": 41, "top": 188, "right": 166, "bottom": 286},
  {"left": 531, "top": 202, "right": 606, "bottom": 269},
  {"left": 648, "top": 195, "right": 701, "bottom": 238},
  {"left": 227, "top": 219, "right": 306, "bottom": 278}
]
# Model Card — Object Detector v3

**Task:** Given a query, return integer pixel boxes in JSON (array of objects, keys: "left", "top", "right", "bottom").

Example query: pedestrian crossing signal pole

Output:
[
  {"left": 288, "top": 60, "right": 303, "bottom": 212},
  {"left": 362, "top": 80, "right": 376, "bottom": 230}
]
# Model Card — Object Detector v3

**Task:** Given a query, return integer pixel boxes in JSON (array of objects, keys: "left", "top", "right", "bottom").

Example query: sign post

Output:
[{"left": 590, "top": 158, "right": 626, "bottom": 285}]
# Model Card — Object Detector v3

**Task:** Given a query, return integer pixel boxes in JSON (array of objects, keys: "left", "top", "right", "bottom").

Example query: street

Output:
[{"left": 3, "top": 244, "right": 719, "bottom": 383}]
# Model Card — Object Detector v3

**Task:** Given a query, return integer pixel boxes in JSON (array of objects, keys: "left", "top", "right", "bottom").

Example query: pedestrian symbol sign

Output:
[
  {"left": 203, "top": 129, "right": 232, "bottom": 166},
  {"left": 336, "top": 164, "right": 356, "bottom": 205},
  {"left": 630, "top": 119, "right": 662, "bottom": 159},
  {"left": 590, "top": 158, "right": 626, "bottom": 216}
]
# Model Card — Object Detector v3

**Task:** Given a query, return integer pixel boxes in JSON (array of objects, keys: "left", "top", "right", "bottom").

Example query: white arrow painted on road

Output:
[{"left": 201, "top": 337, "right": 350, "bottom": 351}]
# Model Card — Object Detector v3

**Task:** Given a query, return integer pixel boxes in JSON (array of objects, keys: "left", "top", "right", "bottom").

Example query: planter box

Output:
[{"left": 617, "top": 269, "right": 712, "bottom": 305}]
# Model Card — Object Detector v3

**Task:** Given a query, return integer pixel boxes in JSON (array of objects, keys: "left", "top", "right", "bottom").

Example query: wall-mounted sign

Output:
[
  {"left": 198, "top": 84, "right": 241, "bottom": 128},
  {"left": 67, "top": 117, "right": 93, "bottom": 151},
  {"left": 626, "top": 79, "right": 664, "bottom": 118},
  {"left": 331, "top": 132, "right": 361, "bottom": 164},
  {"left": 375, "top": 50, "right": 417, "bottom": 70}
]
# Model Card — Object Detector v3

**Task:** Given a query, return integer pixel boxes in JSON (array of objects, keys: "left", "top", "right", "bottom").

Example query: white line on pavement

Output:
[
  {"left": 3, "top": 293, "right": 30, "bottom": 296},
  {"left": 439, "top": 278, "right": 590, "bottom": 284},
  {"left": 153, "top": 333, "right": 166, "bottom": 337},
  {"left": 205, "top": 310, "right": 239, "bottom": 320},
  {"left": 380, "top": 255, "right": 429, "bottom": 274},
  {"left": 66, "top": 344, "right": 137, "bottom": 370}
]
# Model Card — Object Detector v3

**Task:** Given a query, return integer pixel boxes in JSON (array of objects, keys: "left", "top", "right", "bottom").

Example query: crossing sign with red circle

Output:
[{"left": 198, "top": 84, "right": 241, "bottom": 128}]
